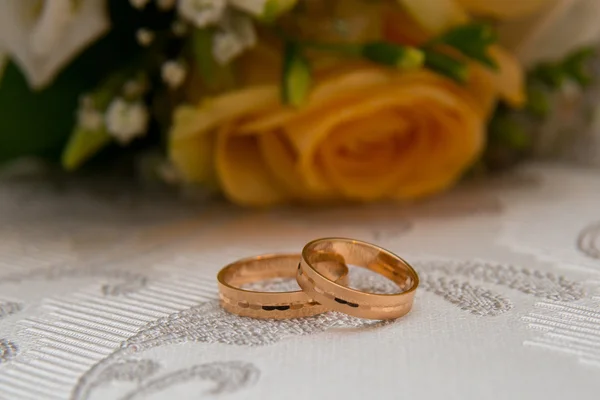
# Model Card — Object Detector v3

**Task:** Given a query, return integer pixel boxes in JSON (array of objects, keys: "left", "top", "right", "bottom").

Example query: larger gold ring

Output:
[
  {"left": 296, "top": 238, "right": 419, "bottom": 320},
  {"left": 218, "top": 253, "right": 348, "bottom": 319}
]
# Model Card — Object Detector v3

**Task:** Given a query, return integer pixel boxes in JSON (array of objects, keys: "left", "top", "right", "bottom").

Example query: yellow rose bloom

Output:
[{"left": 169, "top": 65, "right": 485, "bottom": 206}]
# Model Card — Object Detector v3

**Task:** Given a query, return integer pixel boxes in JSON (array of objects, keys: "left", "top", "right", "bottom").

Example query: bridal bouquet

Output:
[{"left": 1, "top": 0, "right": 599, "bottom": 206}]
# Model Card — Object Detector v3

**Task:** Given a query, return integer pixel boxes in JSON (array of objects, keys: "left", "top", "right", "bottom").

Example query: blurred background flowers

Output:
[{"left": 1, "top": 0, "right": 599, "bottom": 206}]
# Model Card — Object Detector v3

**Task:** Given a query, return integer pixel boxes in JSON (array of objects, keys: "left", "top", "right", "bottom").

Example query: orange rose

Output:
[{"left": 169, "top": 64, "right": 485, "bottom": 206}]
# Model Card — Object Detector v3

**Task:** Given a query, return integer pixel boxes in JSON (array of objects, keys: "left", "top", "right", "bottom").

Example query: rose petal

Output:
[
  {"left": 258, "top": 131, "right": 337, "bottom": 201},
  {"left": 489, "top": 46, "right": 526, "bottom": 108},
  {"left": 169, "top": 107, "right": 216, "bottom": 184},
  {"left": 393, "top": 91, "right": 484, "bottom": 198},
  {"left": 318, "top": 109, "right": 411, "bottom": 200},
  {"left": 258, "top": 130, "right": 303, "bottom": 197},
  {"left": 216, "top": 124, "right": 290, "bottom": 206},
  {"left": 236, "top": 66, "right": 391, "bottom": 135},
  {"left": 464, "top": 62, "right": 499, "bottom": 118},
  {"left": 171, "top": 86, "right": 279, "bottom": 140}
]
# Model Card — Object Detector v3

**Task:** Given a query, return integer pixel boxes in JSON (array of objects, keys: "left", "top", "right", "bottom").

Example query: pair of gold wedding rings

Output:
[{"left": 217, "top": 238, "right": 419, "bottom": 320}]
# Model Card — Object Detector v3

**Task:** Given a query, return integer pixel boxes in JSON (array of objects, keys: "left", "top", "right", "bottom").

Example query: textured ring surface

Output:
[
  {"left": 218, "top": 253, "right": 348, "bottom": 319},
  {"left": 297, "top": 238, "right": 418, "bottom": 320}
]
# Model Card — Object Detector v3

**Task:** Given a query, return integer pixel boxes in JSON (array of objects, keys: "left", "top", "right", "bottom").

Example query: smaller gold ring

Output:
[
  {"left": 218, "top": 253, "right": 348, "bottom": 319},
  {"left": 297, "top": 238, "right": 419, "bottom": 320}
]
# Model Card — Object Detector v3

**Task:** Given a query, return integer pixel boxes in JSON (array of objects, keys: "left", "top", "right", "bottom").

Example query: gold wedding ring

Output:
[
  {"left": 296, "top": 238, "right": 419, "bottom": 320},
  {"left": 218, "top": 253, "right": 348, "bottom": 319}
]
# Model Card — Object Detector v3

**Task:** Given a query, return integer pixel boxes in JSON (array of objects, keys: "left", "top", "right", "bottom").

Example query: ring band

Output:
[
  {"left": 218, "top": 253, "right": 348, "bottom": 319},
  {"left": 296, "top": 238, "right": 419, "bottom": 320}
]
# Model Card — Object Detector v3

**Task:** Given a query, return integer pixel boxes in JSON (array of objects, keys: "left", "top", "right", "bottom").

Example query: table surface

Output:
[{"left": 1, "top": 163, "right": 599, "bottom": 400}]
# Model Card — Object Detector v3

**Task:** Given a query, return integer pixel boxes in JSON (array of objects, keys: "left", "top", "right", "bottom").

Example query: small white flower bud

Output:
[
  {"left": 105, "top": 98, "right": 149, "bottom": 144},
  {"left": 161, "top": 61, "right": 187, "bottom": 89},
  {"left": 213, "top": 11, "right": 256, "bottom": 65},
  {"left": 136, "top": 28, "right": 155, "bottom": 47},
  {"left": 177, "top": 0, "right": 227, "bottom": 28}
]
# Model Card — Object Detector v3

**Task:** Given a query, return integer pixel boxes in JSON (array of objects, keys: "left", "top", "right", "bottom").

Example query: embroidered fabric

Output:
[{"left": 1, "top": 163, "right": 600, "bottom": 400}]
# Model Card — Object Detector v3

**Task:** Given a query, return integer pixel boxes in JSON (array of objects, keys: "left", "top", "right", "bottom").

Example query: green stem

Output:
[{"left": 300, "top": 42, "right": 364, "bottom": 57}]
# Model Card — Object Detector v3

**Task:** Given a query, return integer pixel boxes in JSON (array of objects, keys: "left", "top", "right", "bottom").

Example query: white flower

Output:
[
  {"left": 136, "top": 28, "right": 155, "bottom": 47},
  {"left": 176, "top": 0, "right": 296, "bottom": 29},
  {"left": 499, "top": 0, "right": 600, "bottom": 67},
  {"left": 129, "top": 0, "right": 150, "bottom": 10},
  {"left": 177, "top": 0, "right": 227, "bottom": 28},
  {"left": 0, "top": 0, "right": 110, "bottom": 89},
  {"left": 213, "top": 11, "right": 256, "bottom": 64},
  {"left": 161, "top": 61, "right": 187, "bottom": 88},
  {"left": 105, "top": 98, "right": 149, "bottom": 144}
]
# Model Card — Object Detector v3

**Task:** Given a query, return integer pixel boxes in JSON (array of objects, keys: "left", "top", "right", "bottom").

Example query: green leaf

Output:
[
  {"left": 438, "top": 23, "right": 497, "bottom": 47},
  {"left": 434, "top": 23, "right": 497, "bottom": 69},
  {"left": 525, "top": 83, "right": 551, "bottom": 118},
  {"left": 261, "top": 0, "right": 299, "bottom": 22},
  {"left": 0, "top": 62, "right": 77, "bottom": 163},
  {"left": 489, "top": 114, "right": 531, "bottom": 150},
  {"left": 61, "top": 126, "right": 111, "bottom": 171},
  {"left": 301, "top": 42, "right": 363, "bottom": 56},
  {"left": 59, "top": 67, "right": 144, "bottom": 170},
  {"left": 0, "top": 0, "right": 142, "bottom": 164},
  {"left": 483, "top": 110, "right": 532, "bottom": 171},
  {"left": 192, "top": 28, "right": 214, "bottom": 80},
  {"left": 362, "top": 43, "right": 424, "bottom": 69},
  {"left": 423, "top": 50, "right": 469, "bottom": 83},
  {"left": 529, "top": 47, "right": 596, "bottom": 89},
  {"left": 191, "top": 28, "right": 237, "bottom": 94},
  {"left": 282, "top": 42, "right": 311, "bottom": 106},
  {"left": 563, "top": 47, "right": 595, "bottom": 86},
  {"left": 301, "top": 41, "right": 423, "bottom": 70},
  {"left": 531, "top": 64, "right": 565, "bottom": 89}
]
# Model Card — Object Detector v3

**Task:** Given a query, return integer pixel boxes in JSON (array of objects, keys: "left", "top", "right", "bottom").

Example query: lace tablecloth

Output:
[{"left": 1, "top": 163, "right": 600, "bottom": 400}]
